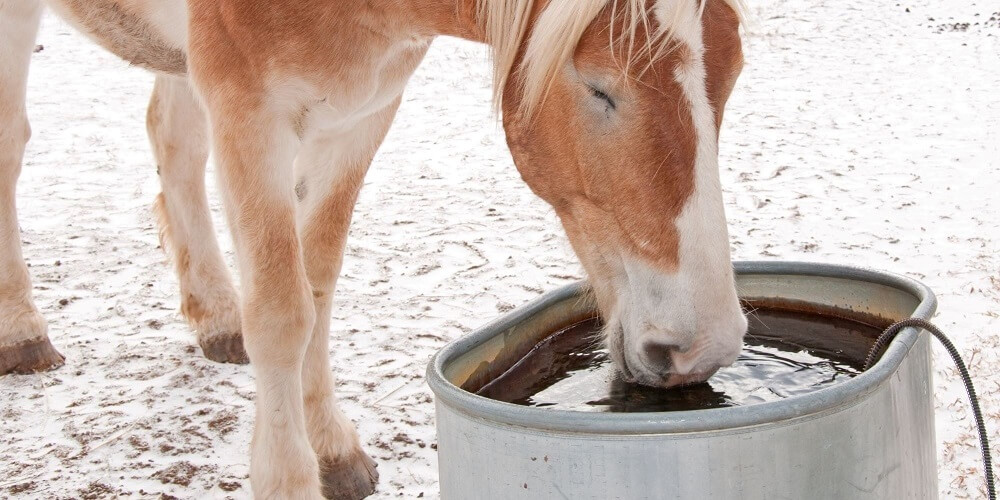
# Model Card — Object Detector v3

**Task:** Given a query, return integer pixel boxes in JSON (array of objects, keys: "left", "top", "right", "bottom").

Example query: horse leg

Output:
[
  {"left": 297, "top": 101, "right": 402, "bottom": 499},
  {"left": 192, "top": 85, "right": 322, "bottom": 496},
  {"left": 146, "top": 74, "right": 246, "bottom": 363},
  {"left": 0, "top": 0, "right": 65, "bottom": 375}
]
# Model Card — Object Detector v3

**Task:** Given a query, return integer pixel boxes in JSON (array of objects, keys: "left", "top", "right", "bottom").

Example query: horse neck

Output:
[{"left": 399, "top": 0, "right": 485, "bottom": 42}]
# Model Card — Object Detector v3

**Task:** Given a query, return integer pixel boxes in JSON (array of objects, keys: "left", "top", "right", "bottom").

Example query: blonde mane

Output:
[{"left": 477, "top": 0, "right": 746, "bottom": 116}]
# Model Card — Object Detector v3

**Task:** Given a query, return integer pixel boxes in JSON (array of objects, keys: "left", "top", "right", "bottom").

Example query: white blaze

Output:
[{"left": 618, "top": 0, "right": 745, "bottom": 379}]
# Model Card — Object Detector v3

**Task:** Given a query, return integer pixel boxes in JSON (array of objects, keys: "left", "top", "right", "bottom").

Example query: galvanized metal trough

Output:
[{"left": 426, "top": 261, "right": 938, "bottom": 499}]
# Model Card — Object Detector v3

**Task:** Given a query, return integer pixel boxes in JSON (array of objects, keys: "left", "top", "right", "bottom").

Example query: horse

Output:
[{"left": 0, "top": 0, "right": 747, "bottom": 497}]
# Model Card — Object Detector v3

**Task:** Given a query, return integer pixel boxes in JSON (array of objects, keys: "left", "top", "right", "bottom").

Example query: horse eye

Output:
[{"left": 588, "top": 85, "right": 617, "bottom": 111}]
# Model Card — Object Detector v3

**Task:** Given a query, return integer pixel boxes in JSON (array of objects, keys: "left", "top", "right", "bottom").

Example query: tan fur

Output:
[
  {"left": 702, "top": 0, "right": 744, "bottom": 129},
  {"left": 503, "top": 2, "right": 705, "bottom": 271},
  {"left": 3, "top": 0, "right": 745, "bottom": 496}
]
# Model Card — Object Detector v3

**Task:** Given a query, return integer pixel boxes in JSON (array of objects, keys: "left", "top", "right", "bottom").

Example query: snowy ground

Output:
[{"left": 1, "top": 0, "right": 998, "bottom": 498}]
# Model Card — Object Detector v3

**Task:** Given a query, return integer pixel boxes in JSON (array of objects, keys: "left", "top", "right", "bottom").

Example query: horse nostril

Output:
[{"left": 640, "top": 339, "right": 677, "bottom": 374}]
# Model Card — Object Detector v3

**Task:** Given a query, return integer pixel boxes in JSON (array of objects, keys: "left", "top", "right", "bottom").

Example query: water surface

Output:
[{"left": 476, "top": 307, "right": 884, "bottom": 412}]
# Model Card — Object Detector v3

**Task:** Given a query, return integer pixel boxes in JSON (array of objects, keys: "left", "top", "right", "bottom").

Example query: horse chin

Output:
[{"left": 663, "top": 369, "right": 719, "bottom": 388}]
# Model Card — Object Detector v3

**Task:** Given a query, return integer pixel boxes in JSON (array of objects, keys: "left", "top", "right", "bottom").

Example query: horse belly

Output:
[{"left": 44, "top": 0, "right": 187, "bottom": 75}]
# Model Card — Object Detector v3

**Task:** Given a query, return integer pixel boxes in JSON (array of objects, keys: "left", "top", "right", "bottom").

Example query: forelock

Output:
[{"left": 477, "top": 0, "right": 745, "bottom": 116}]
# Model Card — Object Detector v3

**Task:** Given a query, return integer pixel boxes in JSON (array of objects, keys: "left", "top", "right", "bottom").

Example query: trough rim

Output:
[{"left": 426, "top": 260, "right": 937, "bottom": 435}]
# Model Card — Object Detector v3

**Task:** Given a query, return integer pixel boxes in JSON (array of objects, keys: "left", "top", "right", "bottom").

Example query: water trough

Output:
[{"left": 426, "top": 261, "right": 938, "bottom": 499}]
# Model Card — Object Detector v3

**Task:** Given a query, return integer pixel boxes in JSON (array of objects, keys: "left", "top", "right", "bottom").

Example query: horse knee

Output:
[
  {"left": 0, "top": 115, "right": 30, "bottom": 178},
  {"left": 243, "top": 286, "right": 317, "bottom": 366},
  {"left": 21, "top": 118, "right": 30, "bottom": 145},
  {"left": 16, "top": 117, "right": 31, "bottom": 146}
]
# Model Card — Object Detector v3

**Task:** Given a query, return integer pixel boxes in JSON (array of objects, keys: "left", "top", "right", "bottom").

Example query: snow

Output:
[{"left": 1, "top": 0, "right": 997, "bottom": 498}]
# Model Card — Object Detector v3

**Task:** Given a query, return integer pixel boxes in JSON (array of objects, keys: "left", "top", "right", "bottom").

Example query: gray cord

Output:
[{"left": 864, "top": 318, "right": 995, "bottom": 500}]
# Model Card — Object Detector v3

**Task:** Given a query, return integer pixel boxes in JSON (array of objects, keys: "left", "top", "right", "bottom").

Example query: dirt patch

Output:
[
  {"left": 152, "top": 461, "right": 203, "bottom": 487},
  {"left": 207, "top": 410, "right": 239, "bottom": 436},
  {"left": 7, "top": 482, "right": 36, "bottom": 495},
  {"left": 79, "top": 482, "right": 119, "bottom": 500},
  {"left": 219, "top": 480, "right": 242, "bottom": 492},
  {"left": 927, "top": 11, "right": 1000, "bottom": 33}
]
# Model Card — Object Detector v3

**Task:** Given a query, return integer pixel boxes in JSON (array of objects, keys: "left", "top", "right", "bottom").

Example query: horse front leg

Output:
[
  {"left": 189, "top": 85, "right": 322, "bottom": 500},
  {"left": 210, "top": 113, "right": 321, "bottom": 497},
  {"left": 0, "top": 0, "right": 64, "bottom": 375},
  {"left": 146, "top": 74, "right": 246, "bottom": 364},
  {"left": 296, "top": 101, "right": 403, "bottom": 499}
]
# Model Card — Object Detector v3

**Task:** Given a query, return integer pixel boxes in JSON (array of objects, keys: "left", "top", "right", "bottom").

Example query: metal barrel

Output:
[{"left": 426, "top": 261, "right": 938, "bottom": 499}]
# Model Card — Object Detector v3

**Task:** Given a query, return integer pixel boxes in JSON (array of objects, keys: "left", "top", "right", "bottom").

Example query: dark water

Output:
[{"left": 476, "top": 307, "right": 885, "bottom": 412}]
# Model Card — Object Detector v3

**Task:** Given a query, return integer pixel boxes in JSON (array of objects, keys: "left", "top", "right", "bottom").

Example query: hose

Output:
[{"left": 864, "top": 318, "right": 995, "bottom": 500}]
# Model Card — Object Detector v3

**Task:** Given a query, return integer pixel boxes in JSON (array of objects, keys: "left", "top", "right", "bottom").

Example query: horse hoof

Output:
[
  {"left": 199, "top": 332, "right": 249, "bottom": 364},
  {"left": 320, "top": 449, "right": 379, "bottom": 500},
  {"left": 0, "top": 337, "right": 65, "bottom": 375}
]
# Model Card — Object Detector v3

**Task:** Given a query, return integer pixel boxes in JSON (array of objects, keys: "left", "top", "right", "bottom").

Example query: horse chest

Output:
[{"left": 294, "top": 37, "right": 430, "bottom": 134}]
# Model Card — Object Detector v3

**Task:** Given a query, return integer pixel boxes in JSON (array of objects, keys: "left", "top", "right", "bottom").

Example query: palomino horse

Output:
[{"left": 0, "top": 0, "right": 747, "bottom": 497}]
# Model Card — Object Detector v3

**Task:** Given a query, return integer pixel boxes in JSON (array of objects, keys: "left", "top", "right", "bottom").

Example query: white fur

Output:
[
  {"left": 147, "top": 75, "right": 242, "bottom": 343},
  {"left": 122, "top": 0, "right": 188, "bottom": 48},
  {"left": 296, "top": 100, "right": 410, "bottom": 465},
  {"left": 225, "top": 107, "right": 321, "bottom": 496},
  {"left": 658, "top": 0, "right": 745, "bottom": 375},
  {"left": 0, "top": 0, "right": 51, "bottom": 349},
  {"left": 250, "top": 365, "right": 324, "bottom": 499},
  {"left": 616, "top": 0, "right": 745, "bottom": 382}
]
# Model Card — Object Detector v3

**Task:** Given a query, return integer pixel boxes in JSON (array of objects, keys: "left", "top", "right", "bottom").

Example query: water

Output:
[{"left": 476, "top": 307, "right": 886, "bottom": 412}]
